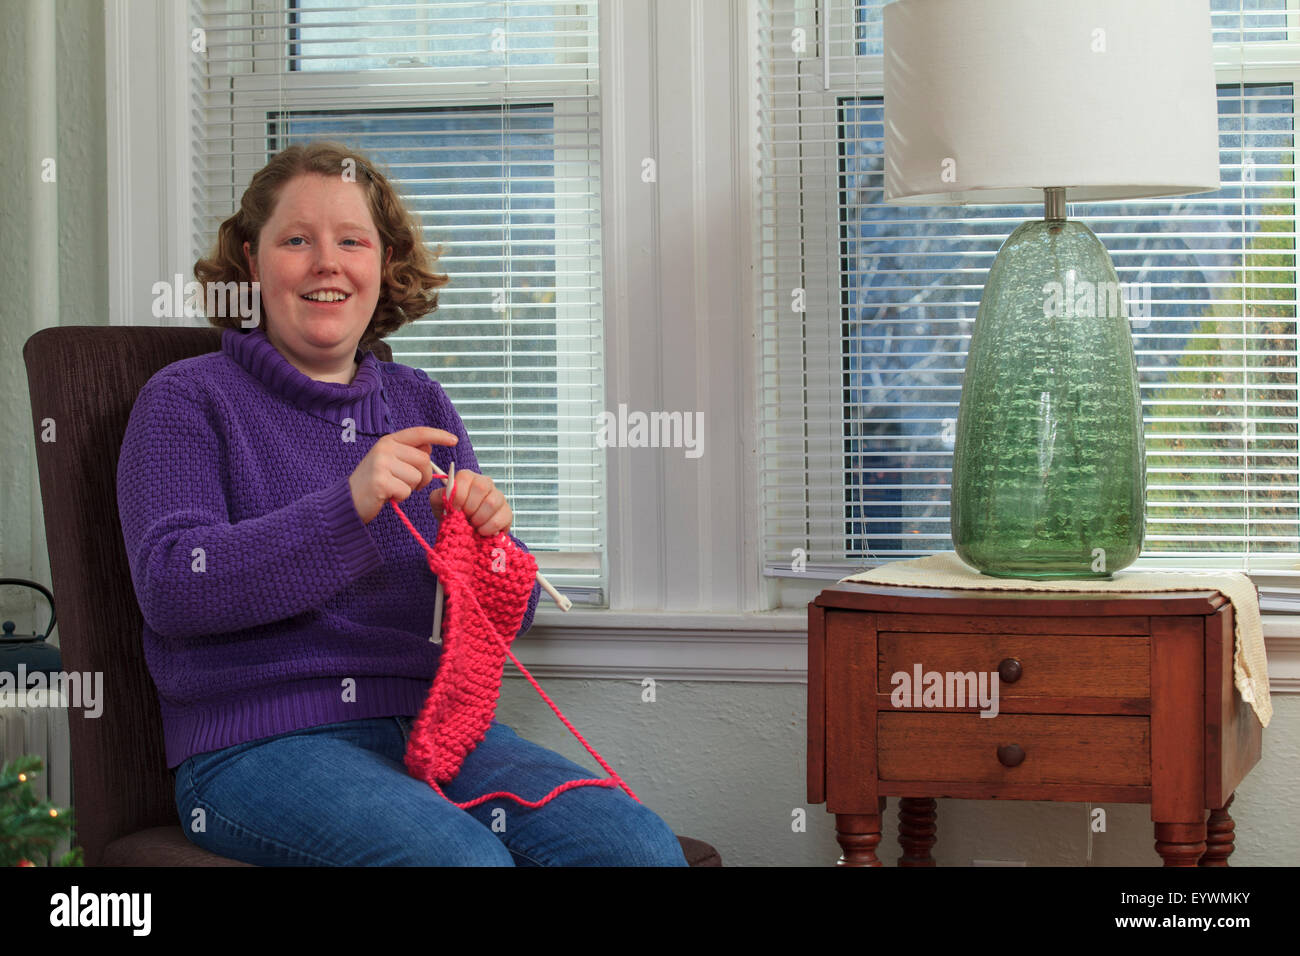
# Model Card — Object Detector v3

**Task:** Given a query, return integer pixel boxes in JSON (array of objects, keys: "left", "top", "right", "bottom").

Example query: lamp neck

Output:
[{"left": 1044, "top": 187, "right": 1067, "bottom": 221}]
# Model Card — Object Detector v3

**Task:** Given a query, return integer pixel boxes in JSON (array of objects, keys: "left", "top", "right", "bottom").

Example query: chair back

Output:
[{"left": 22, "top": 325, "right": 393, "bottom": 864}]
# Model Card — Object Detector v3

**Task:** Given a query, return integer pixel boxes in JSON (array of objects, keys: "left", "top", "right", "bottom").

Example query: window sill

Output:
[
  {"left": 516, "top": 604, "right": 1300, "bottom": 694},
  {"left": 521, "top": 607, "right": 807, "bottom": 682}
]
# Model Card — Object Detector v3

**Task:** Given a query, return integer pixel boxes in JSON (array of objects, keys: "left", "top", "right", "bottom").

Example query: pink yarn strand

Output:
[{"left": 388, "top": 488, "right": 640, "bottom": 808}]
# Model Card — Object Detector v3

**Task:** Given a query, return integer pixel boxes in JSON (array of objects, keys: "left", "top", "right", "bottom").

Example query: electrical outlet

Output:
[{"left": 972, "top": 859, "right": 1027, "bottom": 866}]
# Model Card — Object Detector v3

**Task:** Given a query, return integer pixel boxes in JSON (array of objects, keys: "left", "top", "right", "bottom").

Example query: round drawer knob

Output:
[
  {"left": 997, "top": 744, "right": 1026, "bottom": 767},
  {"left": 997, "top": 658, "right": 1023, "bottom": 683}
]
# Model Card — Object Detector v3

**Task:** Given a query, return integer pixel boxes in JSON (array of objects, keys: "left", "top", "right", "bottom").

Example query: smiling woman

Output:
[
  {"left": 116, "top": 140, "right": 688, "bottom": 867},
  {"left": 244, "top": 175, "right": 392, "bottom": 383},
  {"left": 194, "top": 141, "right": 449, "bottom": 381}
]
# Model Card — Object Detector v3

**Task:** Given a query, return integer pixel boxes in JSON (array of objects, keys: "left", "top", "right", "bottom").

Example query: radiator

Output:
[{"left": 0, "top": 689, "right": 73, "bottom": 865}]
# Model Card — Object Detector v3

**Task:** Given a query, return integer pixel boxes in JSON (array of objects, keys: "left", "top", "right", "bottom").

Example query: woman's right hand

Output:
[{"left": 349, "top": 426, "right": 459, "bottom": 524}]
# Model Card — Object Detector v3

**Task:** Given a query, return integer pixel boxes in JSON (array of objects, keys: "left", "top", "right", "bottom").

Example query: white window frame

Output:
[
  {"left": 219, "top": 68, "right": 601, "bottom": 584},
  {"left": 763, "top": 0, "right": 1300, "bottom": 614}
]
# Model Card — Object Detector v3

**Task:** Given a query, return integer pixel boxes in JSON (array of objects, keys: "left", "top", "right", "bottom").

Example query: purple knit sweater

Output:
[{"left": 116, "top": 326, "right": 540, "bottom": 768}]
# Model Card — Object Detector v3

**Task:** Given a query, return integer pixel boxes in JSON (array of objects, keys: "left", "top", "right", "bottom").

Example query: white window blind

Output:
[
  {"left": 193, "top": 0, "right": 605, "bottom": 602},
  {"left": 758, "top": 0, "right": 1300, "bottom": 602}
]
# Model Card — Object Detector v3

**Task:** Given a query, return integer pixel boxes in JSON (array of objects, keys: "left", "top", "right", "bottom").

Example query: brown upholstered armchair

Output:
[{"left": 23, "top": 325, "right": 720, "bottom": 867}]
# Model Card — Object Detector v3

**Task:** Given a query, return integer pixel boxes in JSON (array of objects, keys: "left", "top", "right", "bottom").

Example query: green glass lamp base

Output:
[{"left": 950, "top": 219, "right": 1146, "bottom": 580}]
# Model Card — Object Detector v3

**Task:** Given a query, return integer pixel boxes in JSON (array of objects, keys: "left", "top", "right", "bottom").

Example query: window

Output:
[
  {"left": 193, "top": 0, "right": 605, "bottom": 601},
  {"left": 757, "top": 0, "right": 1300, "bottom": 609}
]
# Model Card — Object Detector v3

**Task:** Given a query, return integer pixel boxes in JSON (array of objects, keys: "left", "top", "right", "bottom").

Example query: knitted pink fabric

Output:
[{"left": 388, "top": 479, "right": 639, "bottom": 810}]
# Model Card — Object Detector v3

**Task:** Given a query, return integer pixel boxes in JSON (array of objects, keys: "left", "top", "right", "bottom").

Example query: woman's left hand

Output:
[{"left": 429, "top": 468, "right": 513, "bottom": 537}]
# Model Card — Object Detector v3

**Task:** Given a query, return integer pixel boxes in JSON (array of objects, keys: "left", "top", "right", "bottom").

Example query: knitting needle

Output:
[
  {"left": 429, "top": 461, "right": 452, "bottom": 643},
  {"left": 429, "top": 460, "right": 573, "bottom": 613},
  {"left": 428, "top": 462, "right": 452, "bottom": 643}
]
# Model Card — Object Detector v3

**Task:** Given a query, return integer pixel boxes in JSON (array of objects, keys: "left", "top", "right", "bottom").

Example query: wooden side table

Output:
[{"left": 807, "top": 583, "right": 1263, "bottom": 867}]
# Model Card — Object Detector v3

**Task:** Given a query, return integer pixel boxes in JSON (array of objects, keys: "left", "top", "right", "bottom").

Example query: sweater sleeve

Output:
[
  {"left": 116, "top": 373, "right": 385, "bottom": 640},
  {"left": 420, "top": 371, "right": 543, "bottom": 636}
]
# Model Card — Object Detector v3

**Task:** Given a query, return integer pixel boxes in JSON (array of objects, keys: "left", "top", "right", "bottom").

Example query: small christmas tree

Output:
[{"left": 1, "top": 754, "right": 83, "bottom": 866}]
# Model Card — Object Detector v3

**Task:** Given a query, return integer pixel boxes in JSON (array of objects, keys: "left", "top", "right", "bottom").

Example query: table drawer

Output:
[
  {"left": 878, "top": 713, "right": 1150, "bottom": 787},
  {"left": 877, "top": 632, "right": 1150, "bottom": 703}
]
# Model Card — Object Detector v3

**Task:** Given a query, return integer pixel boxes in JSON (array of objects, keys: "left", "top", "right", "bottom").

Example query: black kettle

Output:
[{"left": 0, "top": 579, "right": 61, "bottom": 676}]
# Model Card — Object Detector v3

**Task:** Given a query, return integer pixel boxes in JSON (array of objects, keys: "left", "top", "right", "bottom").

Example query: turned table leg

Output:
[
  {"left": 835, "top": 797, "right": 887, "bottom": 866},
  {"left": 898, "top": 797, "right": 937, "bottom": 866},
  {"left": 1154, "top": 819, "right": 1207, "bottom": 867},
  {"left": 1199, "top": 794, "right": 1236, "bottom": 867}
]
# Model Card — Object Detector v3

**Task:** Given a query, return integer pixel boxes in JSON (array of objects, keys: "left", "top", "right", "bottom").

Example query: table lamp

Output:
[{"left": 883, "top": 0, "right": 1221, "bottom": 578}]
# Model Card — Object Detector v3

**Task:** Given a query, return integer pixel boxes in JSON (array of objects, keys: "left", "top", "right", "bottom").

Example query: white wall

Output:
[{"left": 1, "top": 0, "right": 108, "bottom": 638}]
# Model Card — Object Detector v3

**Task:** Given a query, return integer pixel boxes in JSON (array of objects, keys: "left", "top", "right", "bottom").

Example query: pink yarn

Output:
[{"left": 388, "top": 475, "right": 639, "bottom": 810}]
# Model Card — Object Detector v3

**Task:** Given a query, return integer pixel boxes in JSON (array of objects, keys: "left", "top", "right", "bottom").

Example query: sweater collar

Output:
[{"left": 221, "top": 326, "right": 388, "bottom": 433}]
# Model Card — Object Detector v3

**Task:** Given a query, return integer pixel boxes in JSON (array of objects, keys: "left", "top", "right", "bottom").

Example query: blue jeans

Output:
[{"left": 173, "top": 716, "right": 688, "bottom": 866}]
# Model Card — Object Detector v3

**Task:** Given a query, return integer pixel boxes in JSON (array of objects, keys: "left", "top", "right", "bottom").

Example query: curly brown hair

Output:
[{"left": 193, "top": 140, "right": 448, "bottom": 351}]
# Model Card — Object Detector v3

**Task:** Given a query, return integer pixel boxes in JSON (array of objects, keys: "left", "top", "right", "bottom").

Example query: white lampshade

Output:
[{"left": 883, "top": 0, "right": 1221, "bottom": 205}]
